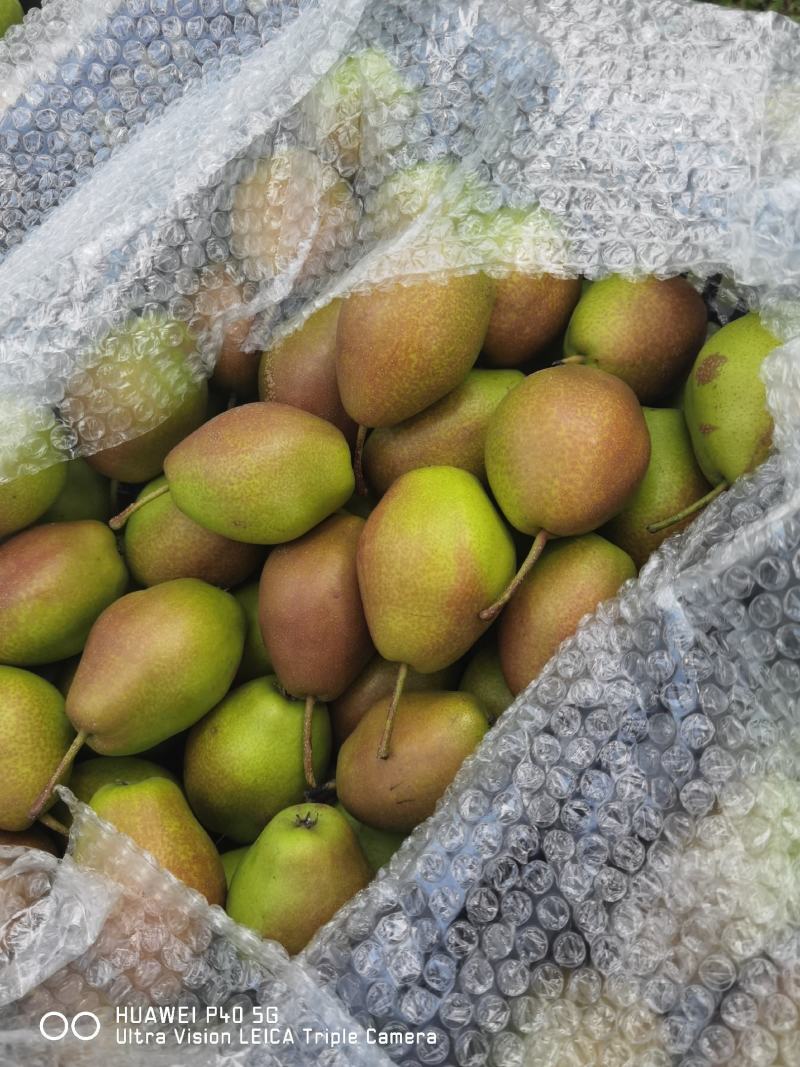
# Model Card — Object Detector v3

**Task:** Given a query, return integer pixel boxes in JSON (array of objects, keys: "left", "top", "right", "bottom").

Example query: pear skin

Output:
[
  {"left": 184, "top": 676, "right": 331, "bottom": 843},
  {"left": 70, "top": 756, "right": 178, "bottom": 803},
  {"left": 356, "top": 466, "right": 516, "bottom": 673},
  {"left": 337, "top": 691, "right": 489, "bottom": 833},
  {"left": 90, "top": 778, "right": 226, "bottom": 906},
  {"left": 40, "top": 460, "right": 111, "bottom": 524},
  {"left": 363, "top": 369, "right": 523, "bottom": 494},
  {"left": 0, "top": 399, "right": 67, "bottom": 539},
  {"left": 226, "top": 803, "right": 370, "bottom": 954},
  {"left": 0, "top": 825, "right": 59, "bottom": 855},
  {"left": 484, "top": 274, "right": 582, "bottom": 368},
  {"left": 336, "top": 803, "right": 405, "bottom": 873},
  {"left": 0, "top": 0, "right": 23, "bottom": 36},
  {"left": 498, "top": 534, "right": 636, "bottom": 695},
  {"left": 195, "top": 270, "right": 259, "bottom": 399},
  {"left": 459, "top": 636, "right": 514, "bottom": 721},
  {"left": 164, "top": 403, "right": 354, "bottom": 544},
  {"left": 0, "top": 521, "right": 128, "bottom": 665},
  {"left": 221, "top": 846, "right": 249, "bottom": 888},
  {"left": 233, "top": 581, "right": 272, "bottom": 682}
]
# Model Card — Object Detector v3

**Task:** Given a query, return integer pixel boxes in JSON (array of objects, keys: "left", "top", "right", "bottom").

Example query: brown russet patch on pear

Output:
[
  {"left": 695, "top": 352, "right": 727, "bottom": 386},
  {"left": 698, "top": 423, "right": 718, "bottom": 435}
]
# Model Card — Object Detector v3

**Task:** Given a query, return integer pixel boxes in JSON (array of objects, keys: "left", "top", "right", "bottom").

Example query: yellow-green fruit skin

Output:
[
  {"left": 356, "top": 466, "right": 516, "bottom": 673},
  {"left": 233, "top": 581, "right": 272, "bottom": 682},
  {"left": 0, "top": 399, "right": 67, "bottom": 539},
  {"left": 337, "top": 691, "right": 489, "bottom": 833},
  {"left": 563, "top": 275, "right": 707, "bottom": 403},
  {"left": 221, "top": 846, "right": 249, "bottom": 888},
  {"left": 227, "top": 803, "right": 371, "bottom": 955},
  {"left": 70, "top": 757, "right": 177, "bottom": 803},
  {"left": 39, "top": 459, "right": 110, "bottom": 524},
  {"left": 0, "top": 667, "right": 74, "bottom": 830},
  {"left": 0, "top": 521, "right": 128, "bottom": 665},
  {"left": 363, "top": 369, "right": 523, "bottom": 495},
  {"left": 124, "top": 476, "right": 262, "bottom": 588},
  {"left": 336, "top": 274, "right": 496, "bottom": 428},
  {"left": 183, "top": 676, "right": 331, "bottom": 843},
  {"left": 684, "top": 313, "right": 781, "bottom": 485},
  {"left": 89, "top": 778, "right": 226, "bottom": 906},
  {"left": 0, "top": 0, "right": 22, "bottom": 35},
  {"left": 336, "top": 803, "right": 405, "bottom": 873},
  {"left": 498, "top": 534, "right": 636, "bottom": 695},
  {"left": 164, "top": 402, "right": 354, "bottom": 544},
  {"left": 483, "top": 274, "right": 582, "bottom": 368},
  {"left": 485, "top": 365, "right": 651, "bottom": 535},
  {"left": 602, "top": 408, "right": 712, "bottom": 568},
  {"left": 459, "top": 637, "right": 514, "bottom": 722},
  {"left": 67, "top": 578, "right": 245, "bottom": 755}
]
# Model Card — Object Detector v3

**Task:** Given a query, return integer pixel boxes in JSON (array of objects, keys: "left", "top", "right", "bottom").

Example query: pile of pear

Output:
[{"left": 0, "top": 253, "right": 783, "bottom": 957}]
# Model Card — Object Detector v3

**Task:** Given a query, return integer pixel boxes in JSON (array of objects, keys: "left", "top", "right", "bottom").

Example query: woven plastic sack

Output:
[{"left": 2, "top": 0, "right": 800, "bottom": 1064}]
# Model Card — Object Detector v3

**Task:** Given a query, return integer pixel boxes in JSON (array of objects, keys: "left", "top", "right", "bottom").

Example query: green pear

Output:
[
  {"left": 356, "top": 466, "right": 516, "bottom": 673},
  {"left": 89, "top": 778, "right": 226, "bottom": 905},
  {"left": 63, "top": 316, "right": 208, "bottom": 483},
  {"left": 0, "top": 398, "right": 67, "bottom": 539},
  {"left": 70, "top": 756, "right": 177, "bottom": 803},
  {"left": 363, "top": 369, "right": 523, "bottom": 495},
  {"left": 259, "top": 302, "right": 355, "bottom": 443},
  {"left": 337, "top": 691, "right": 489, "bottom": 833},
  {"left": 0, "top": 825, "right": 59, "bottom": 856},
  {"left": 163, "top": 402, "right": 354, "bottom": 544},
  {"left": 233, "top": 581, "right": 272, "bottom": 682},
  {"left": 336, "top": 803, "right": 405, "bottom": 873},
  {"left": 602, "top": 408, "right": 712, "bottom": 567},
  {"left": 0, "top": 0, "right": 22, "bottom": 36},
  {"left": 221, "top": 846, "right": 249, "bottom": 888},
  {"left": 459, "top": 636, "right": 514, "bottom": 722},
  {"left": 485, "top": 365, "right": 651, "bottom": 536},
  {"left": 183, "top": 676, "right": 331, "bottom": 843},
  {"left": 39, "top": 460, "right": 111, "bottom": 524},
  {"left": 0, "top": 521, "right": 128, "bottom": 665},
  {"left": 226, "top": 803, "right": 371, "bottom": 954},
  {"left": 498, "top": 534, "right": 636, "bottom": 695},
  {"left": 683, "top": 313, "right": 782, "bottom": 485},
  {"left": 563, "top": 275, "right": 707, "bottom": 403},
  {"left": 364, "top": 161, "right": 484, "bottom": 244},
  {"left": 0, "top": 667, "right": 74, "bottom": 830},
  {"left": 336, "top": 274, "right": 496, "bottom": 428},
  {"left": 122, "top": 476, "right": 262, "bottom": 588}
]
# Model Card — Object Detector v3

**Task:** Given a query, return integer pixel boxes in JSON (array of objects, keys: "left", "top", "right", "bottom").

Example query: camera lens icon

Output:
[{"left": 40, "top": 1011, "right": 101, "bottom": 1042}]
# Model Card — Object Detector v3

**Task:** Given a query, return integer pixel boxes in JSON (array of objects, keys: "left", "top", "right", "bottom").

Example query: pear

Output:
[
  {"left": 90, "top": 778, "right": 226, "bottom": 905},
  {"left": 459, "top": 636, "right": 514, "bottom": 722},
  {"left": 336, "top": 273, "right": 496, "bottom": 428},
  {"left": 0, "top": 0, "right": 22, "bottom": 36},
  {"left": 0, "top": 667, "right": 74, "bottom": 831},
  {"left": 0, "top": 521, "right": 128, "bottom": 665},
  {"left": 331, "top": 655, "right": 460, "bottom": 746},
  {"left": 0, "top": 398, "right": 67, "bottom": 539},
  {"left": 362, "top": 369, "right": 523, "bottom": 495},
  {"left": 258, "top": 301, "right": 356, "bottom": 443},
  {"left": 121, "top": 476, "right": 262, "bottom": 588},
  {"left": 563, "top": 275, "right": 707, "bottom": 403},
  {"left": 183, "top": 676, "right": 331, "bottom": 843},
  {"left": 195, "top": 268, "right": 259, "bottom": 399},
  {"left": 498, "top": 534, "right": 636, "bottom": 695},
  {"left": 483, "top": 273, "right": 582, "bottom": 368},
  {"left": 226, "top": 803, "right": 370, "bottom": 954},
  {"left": 602, "top": 408, "right": 713, "bottom": 567},
  {"left": 683, "top": 313, "right": 782, "bottom": 486},
  {"left": 221, "top": 846, "right": 249, "bottom": 888},
  {"left": 337, "top": 691, "right": 489, "bottom": 833},
  {"left": 70, "top": 756, "right": 178, "bottom": 803},
  {"left": 336, "top": 803, "right": 405, "bottom": 873},
  {"left": 62, "top": 316, "right": 208, "bottom": 483},
  {"left": 233, "top": 581, "right": 272, "bottom": 682},
  {"left": 0, "top": 826, "right": 59, "bottom": 856},
  {"left": 39, "top": 460, "right": 111, "bottom": 524},
  {"left": 163, "top": 402, "right": 354, "bottom": 544},
  {"left": 364, "top": 160, "right": 461, "bottom": 242}
]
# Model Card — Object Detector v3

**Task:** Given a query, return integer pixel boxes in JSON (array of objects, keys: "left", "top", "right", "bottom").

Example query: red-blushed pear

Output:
[{"left": 484, "top": 274, "right": 582, "bottom": 368}]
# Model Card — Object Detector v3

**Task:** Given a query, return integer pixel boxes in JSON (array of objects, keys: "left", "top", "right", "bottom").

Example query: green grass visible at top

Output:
[{"left": 704, "top": 0, "right": 800, "bottom": 17}]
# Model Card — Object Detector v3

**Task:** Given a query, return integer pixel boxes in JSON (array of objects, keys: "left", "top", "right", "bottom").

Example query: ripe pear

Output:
[
  {"left": 122, "top": 476, "right": 262, "bottom": 588},
  {"left": 683, "top": 313, "right": 781, "bottom": 485},
  {"left": 233, "top": 581, "right": 272, "bottom": 682},
  {"left": 336, "top": 273, "right": 496, "bottom": 428},
  {"left": 39, "top": 459, "right": 111, "bottom": 524},
  {"left": 62, "top": 316, "right": 208, "bottom": 483},
  {"left": 337, "top": 691, "right": 489, "bottom": 833},
  {"left": 364, "top": 160, "right": 460, "bottom": 242},
  {"left": 226, "top": 803, "right": 370, "bottom": 954},
  {"left": 0, "top": 398, "right": 66, "bottom": 539},
  {"left": 563, "top": 275, "right": 707, "bottom": 403},
  {"left": 70, "top": 756, "right": 178, "bottom": 804},
  {"left": 485, "top": 365, "right": 651, "bottom": 536},
  {"left": 336, "top": 803, "right": 405, "bottom": 874},
  {"left": 163, "top": 402, "right": 354, "bottom": 544},
  {"left": 184, "top": 676, "right": 331, "bottom": 843},
  {"left": 221, "top": 846, "right": 249, "bottom": 888},
  {"left": 0, "top": 0, "right": 23, "bottom": 36},
  {"left": 0, "top": 521, "right": 128, "bottom": 665},
  {"left": 0, "top": 826, "right": 59, "bottom": 856},
  {"left": 363, "top": 369, "right": 523, "bottom": 495},
  {"left": 498, "top": 534, "right": 636, "bottom": 695},
  {"left": 357, "top": 466, "right": 516, "bottom": 673},
  {"left": 331, "top": 655, "right": 460, "bottom": 746},
  {"left": 195, "top": 268, "right": 259, "bottom": 399},
  {"left": 258, "top": 301, "right": 356, "bottom": 443},
  {"left": 459, "top": 636, "right": 514, "bottom": 722},
  {"left": 602, "top": 408, "right": 712, "bottom": 567},
  {"left": 484, "top": 274, "right": 582, "bottom": 368},
  {"left": 0, "top": 667, "right": 74, "bottom": 830},
  {"left": 90, "top": 778, "right": 226, "bottom": 905}
]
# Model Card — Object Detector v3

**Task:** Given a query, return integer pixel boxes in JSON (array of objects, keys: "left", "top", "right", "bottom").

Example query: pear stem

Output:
[
  {"left": 38, "top": 813, "right": 69, "bottom": 838},
  {"left": 378, "top": 662, "right": 408, "bottom": 760},
  {"left": 479, "top": 529, "right": 550, "bottom": 622},
  {"left": 109, "top": 484, "right": 170, "bottom": 531},
  {"left": 558, "top": 354, "right": 586, "bottom": 366},
  {"left": 354, "top": 425, "right": 368, "bottom": 497},
  {"left": 646, "top": 481, "right": 728, "bottom": 534},
  {"left": 28, "top": 731, "right": 86, "bottom": 821},
  {"left": 303, "top": 696, "right": 317, "bottom": 789}
]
